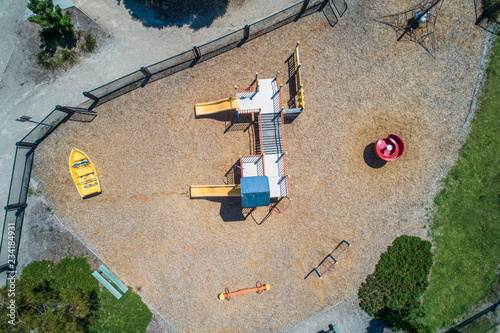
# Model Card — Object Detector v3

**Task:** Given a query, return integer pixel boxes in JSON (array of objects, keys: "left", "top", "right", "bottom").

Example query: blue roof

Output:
[{"left": 240, "top": 176, "right": 270, "bottom": 208}]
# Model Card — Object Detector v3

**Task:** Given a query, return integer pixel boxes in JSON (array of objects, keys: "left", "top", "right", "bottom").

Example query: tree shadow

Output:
[
  {"left": 365, "top": 319, "right": 389, "bottom": 333},
  {"left": 120, "top": 0, "right": 230, "bottom": 30},
  {"left": 363, "top": 143, "right": 387, "bottom": 169},
  {"left": 40, "top": 28, "right": 77, "bottom": 55}
]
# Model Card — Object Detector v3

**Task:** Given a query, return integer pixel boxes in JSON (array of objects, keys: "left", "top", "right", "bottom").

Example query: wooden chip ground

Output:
[{"left": 33, "top": 0, "right": 488, "bottom": 331}]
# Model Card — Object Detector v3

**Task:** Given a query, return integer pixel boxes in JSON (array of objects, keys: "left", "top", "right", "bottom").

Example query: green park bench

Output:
[
  {"left": 92, "top": 264, "right": 129, "bottom": 299},
  {"left": 324, "top": 324, "right": 339, "bottom": 333}
]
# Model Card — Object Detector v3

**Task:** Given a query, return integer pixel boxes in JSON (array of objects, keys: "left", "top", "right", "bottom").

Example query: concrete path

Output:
[{"left": 283, "top": 298, "right": 374, "bottom": 333}]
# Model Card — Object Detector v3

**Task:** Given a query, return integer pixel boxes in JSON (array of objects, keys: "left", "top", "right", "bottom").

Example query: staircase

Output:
[{"left": 260, "top": 113, "right": 284, "bottom": 155}]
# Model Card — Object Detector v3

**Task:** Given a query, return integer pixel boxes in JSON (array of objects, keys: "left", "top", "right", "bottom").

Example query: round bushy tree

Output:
[
  {"left": 27, "top": 0, "right": 74, "bottom": 45},
  {"left": 0, "top": 256, "right": 99, "bottom": 332},
  {"left": 358, "top": 235, "right": 433, "bottom": 332}
]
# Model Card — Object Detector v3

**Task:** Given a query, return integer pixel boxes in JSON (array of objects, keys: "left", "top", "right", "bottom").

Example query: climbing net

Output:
[{"left": 375, "top": 0, "right": 444, "bottom": 58}]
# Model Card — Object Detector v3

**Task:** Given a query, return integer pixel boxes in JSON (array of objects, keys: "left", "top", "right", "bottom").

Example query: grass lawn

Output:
[
  {"left": 90, "top": 287, "right": 152, "bottom": 333},
  {"left": 418, "top": 37, "right": 500, "bottom": 330},
  {"left": 0, "top": 256, "right": 152, "bottom": 332}
]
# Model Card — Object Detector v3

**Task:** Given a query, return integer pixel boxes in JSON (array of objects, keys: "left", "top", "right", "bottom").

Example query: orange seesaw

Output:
[{"left": 218, "top": 281, "right": 270, "bottom": 301}]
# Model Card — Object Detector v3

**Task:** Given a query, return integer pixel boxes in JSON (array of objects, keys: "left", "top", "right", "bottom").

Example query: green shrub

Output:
[
  {"left": 28, "top": 0, "right": 75, "bottom": 47},
  {"left": 358, "top": 235, "right": 433, "bottom": 332},
  {"left": 81, "top": 33, "right": 97, "bottom": 52},
  {"left": 0, "top": 256, "right": 100, "bottom": 332},
  {"left": 61, "top": 48, "right": 78, "bottom": 65},
  {"left": 38, "top": 50, "right": 61, "bottom": 70}
]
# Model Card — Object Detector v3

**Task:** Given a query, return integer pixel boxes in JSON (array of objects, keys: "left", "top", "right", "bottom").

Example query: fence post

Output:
[
  {"left": 140, "top": 67, "right": 152, "bottom": 77},
  {"left": 4, "top": 203, "right": 28, "bottom": 211},
  {"left": 140, "top": 67, "right": 152, "bottom": 87},
  {"left": 301, "top": 0, "right": 311, "bottom": 13},
  {"left": 83, "top": 91, "right": 100, "bottom": 103},
  {"left": 244, "top": 25, "right": 250, "bottom": 39},
  {"left": 193, "top": 46, "right": 201, "bottom": 59},
  {"left": 16, "top": 142, "right": 37, "bottom": 148},
  {"left": 55, "top": 105, "right": 77, "bottom": 114}
]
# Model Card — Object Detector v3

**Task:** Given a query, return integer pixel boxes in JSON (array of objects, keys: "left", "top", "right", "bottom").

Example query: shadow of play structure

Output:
[{"left": 190, "top": 43, "right": 305, "bottom": 212}]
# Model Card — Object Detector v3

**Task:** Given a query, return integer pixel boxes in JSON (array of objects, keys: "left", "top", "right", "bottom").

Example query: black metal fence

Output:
[
  {"left": 0, "top": 107, "right": 97, "bottom": 281},
  {"left": 0, "top": 0, "right": 347, "bottom": 281},
  {"left": 445, "top": 299, "right": 500, "bottom": 332},
  {"left": 85, "top": 0, "right": 345, "bottom": 108},
  {"left": 474, "top": 0, "right": 500, "bottom": 35}
]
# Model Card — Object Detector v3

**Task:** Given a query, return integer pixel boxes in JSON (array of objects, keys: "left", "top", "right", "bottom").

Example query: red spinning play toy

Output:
[{"left": 375, "top": 134, "right": 405, "bottom": 161}]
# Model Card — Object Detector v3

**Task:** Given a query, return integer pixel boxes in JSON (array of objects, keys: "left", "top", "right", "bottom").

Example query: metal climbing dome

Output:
[{"left": 375, "top": 0, "right": 444, "bottom": 58}]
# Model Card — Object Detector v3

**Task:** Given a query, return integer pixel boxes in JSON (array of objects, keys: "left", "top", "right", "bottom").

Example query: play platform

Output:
[
  {"left": 237, "top": 77, "right": 289, "bottom": 201},
  {"left": 190, "top": 44, "right": 304, "bottom": 210}
]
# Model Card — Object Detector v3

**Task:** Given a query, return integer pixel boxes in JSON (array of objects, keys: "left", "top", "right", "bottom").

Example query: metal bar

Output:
[
  {"left": 4, "top": 203, "right": 27, "bottom": 211},
  {"left": 244, "top": 25, "right": 250, "bottom": 39},
  {"left": 258, "top": 112, "right": 264, "bottom": 155},
  {"left": 476, "top": 2, "right": 500, "bottom": 25},
  {"left": 83, "top": 91, "right": 100, "bottom": 102},
  {"left": 301, "top": 0, "right": 311, "bottom": 13},
  {"left": 193, "top": 46, "right": 201, "bottom": 58},
  {"left": 16, "top": 142, "right": 37, "bottom": 148},
  {"left": 447, "top": 299, "right": 500, "bottom": 331},
  {"left": 320, "top": 255, "right": 337, "bottom": 275},
  {"left": 140, "top": 67, "right": 152, "bottom": 77}
]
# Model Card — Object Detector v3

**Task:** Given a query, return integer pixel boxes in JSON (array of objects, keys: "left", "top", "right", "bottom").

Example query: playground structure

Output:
[
  {"left": 375, "top": 134, "right": 405, "bottom": 162},
  {"left": 218, "top": 281, "right": 270, "bottom": 301},
  {"left": 189, "top": 45, "right": 306, "bottom": 210},
  {"left": 189, "top": 184, "right": 241, "bottom": 197},
  {"left": 13, "top": 0, "right": 488, "bottom": 329},
  {"left": 294, "top": 42, "right": 305, "bottom": 109},
  {"left": 194, "top": 97, "right": 241, "bottom": 117},
  {"left": 69, "top": 148, "right": 101, "bottom": 199},
  {"left": 306, "top": 240, "right": 351, "bottom": 279},
  {"left": 375, "top": 0, "right": 444, "bottom": 58}
]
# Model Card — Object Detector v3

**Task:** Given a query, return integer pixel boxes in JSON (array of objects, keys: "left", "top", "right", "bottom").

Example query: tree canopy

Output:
[
  {"left": 0, "top": 256, "right": 152, "bottom": 332},
  {"left": 358, "top": 235, "right": 433, "bottom": 332},
  {"left": 27, "top": 0, "right": 74, "bottom": 45},
  {"left": 0, "top": 256, "right": 99, "bottom": 332}
]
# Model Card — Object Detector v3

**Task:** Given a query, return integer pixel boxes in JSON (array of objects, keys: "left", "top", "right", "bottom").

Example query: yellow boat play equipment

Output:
[{"left": 69, "top": 148, "right": 101, "bottom": 199}]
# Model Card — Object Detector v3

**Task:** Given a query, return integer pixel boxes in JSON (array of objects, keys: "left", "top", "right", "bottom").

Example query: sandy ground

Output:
[{"left": 29, "top": 0, "right": 490, "bottom": 331}]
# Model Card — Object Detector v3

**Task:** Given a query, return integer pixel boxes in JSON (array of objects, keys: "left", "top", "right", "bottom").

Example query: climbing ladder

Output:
[{"left": 259, "top": 112, "right": 284, "bottom": 155}]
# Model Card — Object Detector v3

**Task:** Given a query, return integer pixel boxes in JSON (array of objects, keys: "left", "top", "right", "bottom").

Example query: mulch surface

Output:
[{"left": 33, "top": 0, "right": 487, "bottom": 331}]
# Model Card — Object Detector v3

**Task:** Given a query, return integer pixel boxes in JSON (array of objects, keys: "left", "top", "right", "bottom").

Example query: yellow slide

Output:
[
  {"left": 195, "top": 97, "right": 240, "bottom": 117},
  {"left": 190, "top": 185, "right": 241, "bottom": 198}
]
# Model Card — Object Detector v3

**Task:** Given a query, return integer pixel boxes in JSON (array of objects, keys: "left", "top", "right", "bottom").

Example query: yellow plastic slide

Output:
[
  {"left": 190, "top": 185, "right": 241, "bottom": 198},
  {"left": 194, "top": 97, "right": 240, "bottom": 117}
]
